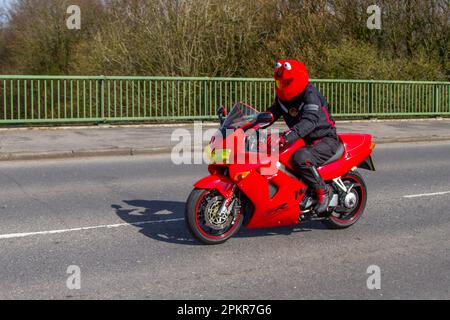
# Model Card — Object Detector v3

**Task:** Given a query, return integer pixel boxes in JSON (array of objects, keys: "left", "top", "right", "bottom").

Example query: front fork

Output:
[{"left": 218, "top": 184, "right": 239, "bottom": 222}]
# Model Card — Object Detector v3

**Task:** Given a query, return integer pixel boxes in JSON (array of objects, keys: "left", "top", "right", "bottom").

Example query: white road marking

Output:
[
  {"left": 7, "top": 189, "right": 446, "bottom": 240},
  {"left": 404, "top": 191, "right": 450, "bottom": 199},
  {"left": 0, "top": 218, "right": 185, "bottom": 240}
]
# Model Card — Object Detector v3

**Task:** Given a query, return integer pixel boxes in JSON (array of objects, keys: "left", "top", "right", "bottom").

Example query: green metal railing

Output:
[{"left": 0, "top": 75, "right": 449, "bottom": 124}]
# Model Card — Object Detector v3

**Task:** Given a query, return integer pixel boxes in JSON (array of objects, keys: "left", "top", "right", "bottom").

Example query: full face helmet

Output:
[{"left": 274, "top": 59, "right": 310, "bottom": 102}]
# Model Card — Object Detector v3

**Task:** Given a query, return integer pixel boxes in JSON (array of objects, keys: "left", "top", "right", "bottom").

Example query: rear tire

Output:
[
  {"left": 185, "top": 188, "right": 243, "bottom": 245},
  {"left": 323, "top": 171, "right": 368, "bottom": 229}
]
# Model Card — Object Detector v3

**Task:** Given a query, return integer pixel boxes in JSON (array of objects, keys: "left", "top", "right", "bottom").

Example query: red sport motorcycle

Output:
[{"left": 186, "top": 102, "right": 376, "bottom": 245}]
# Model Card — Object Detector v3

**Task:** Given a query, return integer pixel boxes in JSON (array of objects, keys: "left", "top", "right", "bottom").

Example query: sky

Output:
[
  {"left": 0, "top": 0, "right": 10, "bottom": 24},
  {"left": 1, "top": 0, "right": 9, "bottom": 9},
  {"left": 0, "top": 0, "right": 10, "bottom": 11}
]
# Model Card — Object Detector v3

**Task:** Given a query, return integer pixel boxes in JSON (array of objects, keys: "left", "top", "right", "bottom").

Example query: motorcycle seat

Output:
[{"left": 322, "top": 142, "right": 345, "bottom": 166}]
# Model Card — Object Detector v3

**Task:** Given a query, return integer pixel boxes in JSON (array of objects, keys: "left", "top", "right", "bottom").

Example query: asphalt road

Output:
[{"left": 0, "top": 141, "right": 449, "bottom": 300}]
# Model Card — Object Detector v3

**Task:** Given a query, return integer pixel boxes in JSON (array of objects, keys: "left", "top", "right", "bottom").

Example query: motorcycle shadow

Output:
[{"left": 112, "top": 200, "right": 327, "bottom": 246}]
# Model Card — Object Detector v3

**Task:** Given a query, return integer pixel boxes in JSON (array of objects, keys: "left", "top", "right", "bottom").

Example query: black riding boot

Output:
[
  {"left": 315, "top": 186, "right": 333, "bottom": 215},
  {"left": 308, "top": 165, "right": 332, "bottom": 215}
]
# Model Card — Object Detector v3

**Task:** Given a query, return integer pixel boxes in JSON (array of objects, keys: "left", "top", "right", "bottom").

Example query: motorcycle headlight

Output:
[{"left": 205, "top": 146, "right": 231, "bottom": 164}]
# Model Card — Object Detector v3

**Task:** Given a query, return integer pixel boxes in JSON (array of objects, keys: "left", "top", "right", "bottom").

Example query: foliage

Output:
[{"left": 0, "top": 0, "right": 448, "bottom": 80}]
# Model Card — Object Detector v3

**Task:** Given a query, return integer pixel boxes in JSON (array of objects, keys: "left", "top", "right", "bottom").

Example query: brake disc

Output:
[{"left": 204, "top": 196, "right": 231, "bottom": 230}]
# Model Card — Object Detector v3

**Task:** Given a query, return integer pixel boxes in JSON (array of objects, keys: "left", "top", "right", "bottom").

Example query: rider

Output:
[{"left": 266, "top": 59, "right": 339, "bottom": 215}]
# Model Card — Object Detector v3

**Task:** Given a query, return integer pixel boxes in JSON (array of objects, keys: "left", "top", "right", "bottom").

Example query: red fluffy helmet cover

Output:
[{"left": 274, "top": 59, "right": 310, "bottom": 102}]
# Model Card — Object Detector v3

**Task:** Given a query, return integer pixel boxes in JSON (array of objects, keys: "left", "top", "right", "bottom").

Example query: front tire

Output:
[{"left": 185, "top": 188, "right": 243, "bottom": 245}]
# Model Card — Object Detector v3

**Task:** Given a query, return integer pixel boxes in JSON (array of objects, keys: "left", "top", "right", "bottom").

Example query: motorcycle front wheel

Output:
[{"left": 185, "top": 188, "right": 243, "bottom": 245}]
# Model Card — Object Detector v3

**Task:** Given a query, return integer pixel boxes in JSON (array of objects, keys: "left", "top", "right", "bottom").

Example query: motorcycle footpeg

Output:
[
  {"left": 299, "top": 207, "right": 332, "bottom": 222},
  {"left": 299, "top": 210, "right": 319, "bottom": 222}
]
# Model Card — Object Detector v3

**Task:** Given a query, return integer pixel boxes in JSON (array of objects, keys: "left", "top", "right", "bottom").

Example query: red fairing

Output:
[
  {"left": 238, "top": 168, "right": 307, "bottom": 228},
  {"left": 318, "top": 133, "right": 373, "bottom": 180},
  {"left": 194, "top": 174, "right": 235, "bottom": 199},
  {"left": 274, "top": 59, "right": 309, "bottom": 102}
]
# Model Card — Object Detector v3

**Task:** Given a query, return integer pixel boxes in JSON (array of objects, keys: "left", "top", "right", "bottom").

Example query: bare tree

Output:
[
  {"left": 0, "top": 0, "right": 447, "bottom": 80},
  {"left": 5, "top": 0, "right": 104, "bottom": 74}
]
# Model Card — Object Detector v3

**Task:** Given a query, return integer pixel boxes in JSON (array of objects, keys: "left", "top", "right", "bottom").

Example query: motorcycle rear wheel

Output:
[
  {"left": 323, "top": 171, "right": 368, "bottom": 229},
  {"left": 186, "top": 188, "right": 243, "bottom": 245}
]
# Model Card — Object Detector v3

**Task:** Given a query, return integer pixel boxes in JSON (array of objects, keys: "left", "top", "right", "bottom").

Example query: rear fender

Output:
[
  {"left": 194, "top": 175, "right": 235, "bottom": 199},
  {"left": 357, "top": 155, "right": 376, "bottom": 171}
]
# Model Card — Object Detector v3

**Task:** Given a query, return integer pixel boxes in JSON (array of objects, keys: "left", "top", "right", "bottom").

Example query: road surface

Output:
[{"left": 0, "top": 141, "right": 449, "bottom": 299}]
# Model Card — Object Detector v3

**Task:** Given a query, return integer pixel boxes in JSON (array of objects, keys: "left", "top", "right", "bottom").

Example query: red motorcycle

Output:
[{"left": 186, "top": 102, "right": 376, "bottom": 245}]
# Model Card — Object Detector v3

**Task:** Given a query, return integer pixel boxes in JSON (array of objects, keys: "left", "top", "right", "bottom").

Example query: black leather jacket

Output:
[{"left": 267, "top": 83, "right": 337, "bottom": 144}]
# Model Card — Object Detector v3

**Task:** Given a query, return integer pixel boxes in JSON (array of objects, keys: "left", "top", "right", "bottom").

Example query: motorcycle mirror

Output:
[
  {"left": 256, "top": 112, "right": 274, "bottom": 124},
  {"left": 217, "top": 106, "right": 227, "bottom": 124},
  {"left": 217, "top": 106, "right": 227, "bottom": 117}
]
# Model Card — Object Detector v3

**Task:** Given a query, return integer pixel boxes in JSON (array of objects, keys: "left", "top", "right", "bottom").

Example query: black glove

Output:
[{"left": 281, "top": 130, "right": 299, "bottom": 146}]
